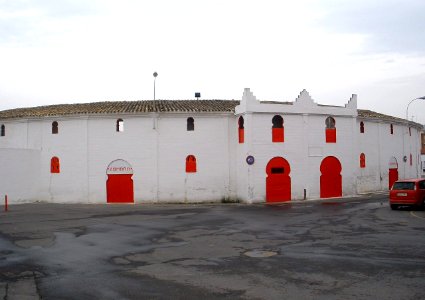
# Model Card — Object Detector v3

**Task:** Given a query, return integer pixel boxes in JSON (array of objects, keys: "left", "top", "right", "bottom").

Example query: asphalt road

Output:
[{"left": 1, "top": 194, "right": 425, "bottom": 300}]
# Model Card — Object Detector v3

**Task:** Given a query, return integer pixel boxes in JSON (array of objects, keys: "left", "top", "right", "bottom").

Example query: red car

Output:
[{"left": 389, "top": 179, "right": 425, "bottom": 210}]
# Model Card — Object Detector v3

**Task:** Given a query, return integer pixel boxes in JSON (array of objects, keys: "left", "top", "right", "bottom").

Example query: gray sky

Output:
[{"left": 1, "top": 0, "right": 425, "bottom": 123}]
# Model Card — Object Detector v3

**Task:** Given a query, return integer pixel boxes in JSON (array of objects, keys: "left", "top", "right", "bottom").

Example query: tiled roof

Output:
[
  {"left": 0, "top": 101, "right": 421, "bottom": 127},
  {"left": 0, "top": 100, "right": 241, "bottom": 119},
  {"left": 357, "top": 109, "right": 421, "bottom": 126}
]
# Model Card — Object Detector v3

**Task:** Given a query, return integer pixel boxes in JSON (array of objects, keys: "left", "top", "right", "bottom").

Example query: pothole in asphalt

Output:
[{"left": 243, "top": 250, "right": 278, "bottom": 258}]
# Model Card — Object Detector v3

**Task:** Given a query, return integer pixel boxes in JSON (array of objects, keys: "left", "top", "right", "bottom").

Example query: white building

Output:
[
  {"left": 421, "top": 130, "right": 425, "bottom": 178},
  {"left": 0, "top": 88, "right": 422, "bottom": 204}
]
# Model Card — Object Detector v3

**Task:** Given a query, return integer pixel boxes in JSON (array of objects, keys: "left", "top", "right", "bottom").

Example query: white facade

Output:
[{"left": 0, "top": 88, "right": 422, "bottom": 204}]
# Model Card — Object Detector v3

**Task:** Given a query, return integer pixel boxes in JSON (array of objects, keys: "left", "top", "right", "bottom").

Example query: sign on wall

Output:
[
  {"left": 246, "top": 155, "right": 255, "bottom": 165},
  {"left": 106, "top": 159, "right": 134, "bottom": 174},
  {"left": 388, "top": 157, "right": 398, "bottom": 169}
]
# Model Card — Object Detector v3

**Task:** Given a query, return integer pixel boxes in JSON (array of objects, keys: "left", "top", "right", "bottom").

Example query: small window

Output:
[
  {"left": 52, "top": 121, "right": 58, "bottom": 134},
  {"left": 0, "top": 124, "right": 4, "bottom": 137},
  {"left": 325, "top": 117, "right": 335, "bottom": 129},
  {"left": 51, "top": 156, "right": 60, "bottom": 173},
  {"left": 272, "top": 115, "right": 284, "bottom": 142},
  {"left": 360, "top": 121, "right": 364, "bottom": 133},
  {"left": 116, "top": 119, "right": 124, "bottom": 132},
  {"left": 238, "top": 116, "right": 244, "bottom": 143},
  {"left": 390, "top": 124, "right": 393, "bottom": 135},
  {"left": 410, "top": 154, "right": 412, "bottom": 166},
  {"left": 325, "top": 117, "right": 336, "bottom": 143},
  {"left": 271, "top": 167, "right": 284, "bottom": 174},
  {"left": 409, "top": 127, "right": 411, "bottom": 136},
  {"left": 186, "top": 155, "right": 197, "bottom": 173},
  {"left": 187, "top": 117, "right": 194, "bottom": 131},
  {"left": 360, "top": 153, "right": 366, "bottom": 168}
]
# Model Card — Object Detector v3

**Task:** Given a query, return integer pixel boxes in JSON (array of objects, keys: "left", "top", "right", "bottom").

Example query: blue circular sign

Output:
[{"left": 246, "top": 155, "right": 255, "bottom": 165}]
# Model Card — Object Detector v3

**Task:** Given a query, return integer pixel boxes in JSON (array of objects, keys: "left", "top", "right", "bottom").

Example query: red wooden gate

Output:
[
  {"left": 388, "top": 169, "right": 398, "bottom": 190},
  {"left": 388, "top": 157, "right": 398, "bottom": 190},
  {"left": 320, "top": 156, "right": 342, "bottom": 198},
  {"left": 106, "top": 159, "right": 134, "bottom": 203},
  {"left": 266, "top": 157, "right": 291, "bottom": 202}
]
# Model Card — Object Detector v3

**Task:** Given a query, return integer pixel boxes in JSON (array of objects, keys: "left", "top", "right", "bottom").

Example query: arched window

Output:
[
  {"left": 0, "top": 124, "right": 4, "bottom": 137},
  {"left": 360, "top": 121, "right": 365, "bottom": 133},
  {"left": 51, "top": 156, "right": 60, "bottom": 173},
  {"left": 238, "top": 116, "right": 244, "bottom": 143},
  {"left": 52, "top": 121, "right": 58, "bottom": 134},
  {"left": 325, "top": 116, "right": 336, "bottom": 143},
  {"left": 360, "top": 153, "right": 366, "bottom": 168},
  {"left": 187, "top": 117, "right": 194, "bottom": 131},
  {"left": 390, "top": 124, "right": 393, "bottom": 135},
  {"left": 186, "top": 155, "right": 197, "bottom": 173},
  {"left": 272, "top": 115, "right": 284, "bottom": 142},
  {"left": 116, "top": 119, "right": 124, "bottom": 132}
]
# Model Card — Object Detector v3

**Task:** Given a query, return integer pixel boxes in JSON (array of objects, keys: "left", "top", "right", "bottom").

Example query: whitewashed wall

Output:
[{"left": 0, "top": 89, "right": 423, "bottom": 204}]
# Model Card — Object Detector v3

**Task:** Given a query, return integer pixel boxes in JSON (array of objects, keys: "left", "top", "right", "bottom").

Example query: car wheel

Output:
[{"left": 390, "top": 204, "right": 398, "bottom": 210}]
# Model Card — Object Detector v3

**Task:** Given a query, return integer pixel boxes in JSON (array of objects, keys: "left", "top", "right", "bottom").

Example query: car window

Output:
[
  {"left": 419, "top": 181, "right": 425, "bottom": 190},
  {"left": 392, "top": 182, "right": 415, "bottom": 190}
]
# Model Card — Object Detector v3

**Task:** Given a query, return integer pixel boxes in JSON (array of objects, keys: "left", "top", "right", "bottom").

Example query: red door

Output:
[
  {"left": 266, "top": 157, "right": 291, "bottom": 202},
  {"left": 388, "top": 168, "right": 398, "bottom": 190},
  {"left": 320, "top": 156, "right": 342, "bottom": 198},
  {"left": 106, "top": 159, "right": 134, "bottom": 203},
  {"left": 107, "top": 174, "right": 134, "bottom": 203}
]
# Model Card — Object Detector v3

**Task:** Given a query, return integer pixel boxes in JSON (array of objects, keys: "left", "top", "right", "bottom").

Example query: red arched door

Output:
[
  {"left": 266, "top": 157, "right": 291, "bottom": 202},
  {"left": 388, "top": 157, "right": 398, "bottom": 189},
  {"left": 106, "top": 159, "right": 134, "bottom": 203},
  {"left": 320, "top": 156, "right": 342, "bottom": 198}
]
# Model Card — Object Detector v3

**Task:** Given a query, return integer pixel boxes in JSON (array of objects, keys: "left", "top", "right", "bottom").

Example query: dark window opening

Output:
[
  {"left": 360, "top": 121, "right": 364, "bottom": 133},
  {"left": 272, "top": 115, "right": 283, "bottom": 128},
  {"left": 409, "top": 127, "right": 411, "bottom": 136},
  {"left": 390, "top": 124, "right": 393, "bottom": 135},
  {"left": 116, "top": 119, "right": 124, "bottom": 132},
  {"left": 325, "top": 117, "right": 336, "bottom": 143},
  {"left": 0, "top": 124, "right": 4, "bottom": 137},
  {"left": 187, "top": 117, "right": 194, "bottom": 131},
  {"left": 325, "top": 117, "right": 336, "bottom": 129},
  {"left": 272, "top": 115, "right": 284, "bottom": 142},
  {"left": 238, "top": 116, "right": 244, "bottom": 143},
  {"left": 52, "top": 121, "right": 58, "bottom": 134},
  {"left": 271, "top": 167, "right": 284, "bottom": 174},
  {"left": 238, "top": 116, "right": 244, "bottom": 129}
]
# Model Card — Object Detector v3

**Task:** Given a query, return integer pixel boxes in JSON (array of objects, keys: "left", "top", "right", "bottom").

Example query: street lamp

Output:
[
  {"left": 153, "top": 72, "right": 158, "bottom": 101},
  {"left": 406, "top": 96, "right": 425, "bottom": 122},
  {"left": 404, "top": 96, "right": 425, "bottom": 178}
]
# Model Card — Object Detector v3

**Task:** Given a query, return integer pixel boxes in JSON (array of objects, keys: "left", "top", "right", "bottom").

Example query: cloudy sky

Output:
[{"left": 1, "top": 0, "right": 425, "bottom": 123}]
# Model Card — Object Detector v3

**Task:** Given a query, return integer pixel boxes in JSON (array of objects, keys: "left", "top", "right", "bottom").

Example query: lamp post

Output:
[
  {"left": 405, "top": 96, "right": 425, "bottom": 178},
  {"left": 153, "top": 72, "right": 158, "bottom": 101},
  {"left": 406, "top": 96, "right": 425, "bottom": 122}
]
